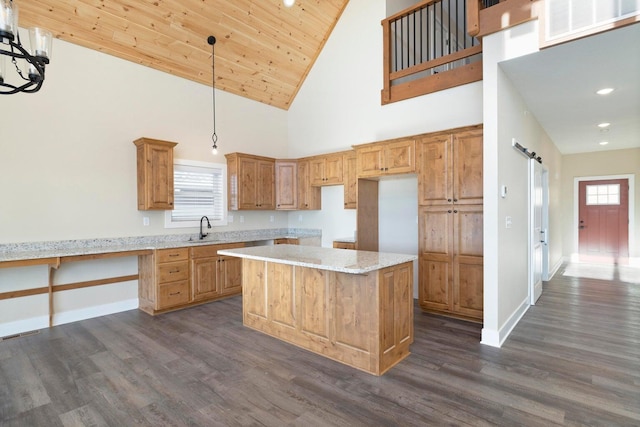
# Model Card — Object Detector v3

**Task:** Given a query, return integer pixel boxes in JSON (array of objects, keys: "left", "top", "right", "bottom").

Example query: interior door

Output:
[
  {"left": 530, "top": 160, "right": 543, "bottom": 304},
  {"left": 578, "top": 179, "right": 629, "bottom": 262}
]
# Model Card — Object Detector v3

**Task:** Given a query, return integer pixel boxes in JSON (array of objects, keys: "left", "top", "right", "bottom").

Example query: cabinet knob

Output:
[
  {"left": 454, "top": 210, "right": 458, "bottom": 213},
  {"left": 447, "top": 199, "right": 452, "bottom": 202},
  {"left": 453, "top": 199, "right": 458, "bottom": 202},
  {"left": 448, "top": 210, "right": 452, "bottom": 213}
]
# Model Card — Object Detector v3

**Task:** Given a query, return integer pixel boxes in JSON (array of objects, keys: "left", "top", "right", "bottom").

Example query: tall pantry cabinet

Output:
[{"left": 417, "top": 125, "right": 483, "bottom": 322}]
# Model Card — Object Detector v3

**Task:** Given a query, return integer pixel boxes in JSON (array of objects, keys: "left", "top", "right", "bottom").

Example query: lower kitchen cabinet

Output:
[
  {"left": 138, "top": 243, "right": 244, "bottom": 315},
  {"left": 418, "top": 205, "right": 483, "bottom": 322}
]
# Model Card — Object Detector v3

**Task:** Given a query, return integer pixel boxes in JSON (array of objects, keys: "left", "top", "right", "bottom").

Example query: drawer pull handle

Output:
[
  {"left": 169, "top": 291, "right": 181, "bottom": 296},
  {"left": 169, "top": 269, "right": 180, "bottom": 273},
  {"left": 169, "top": 254, "right": 180, "bottom": 257}
]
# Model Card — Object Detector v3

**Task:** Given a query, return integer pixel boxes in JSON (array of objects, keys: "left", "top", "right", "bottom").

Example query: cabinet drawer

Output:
[
  {"left": 158, "top": 261, "right": 189, "bottom": 283},
  {"left": 157, "top": 247, "right": 189, "bottom": 263},
  {"left": 191, "top": 242, "right": 244, "bottom": 259},
  {"left": 158, "top": 281, "right": 190, "bottom": 309}
]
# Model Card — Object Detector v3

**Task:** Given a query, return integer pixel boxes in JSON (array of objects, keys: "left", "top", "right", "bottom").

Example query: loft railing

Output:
[{"left": 381, "top": 0, "right": 487, "bottom": 104}]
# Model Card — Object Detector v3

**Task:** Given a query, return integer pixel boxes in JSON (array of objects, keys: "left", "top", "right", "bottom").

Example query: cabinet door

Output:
[
  {"left": 418, "top": 134, "right": 452, "bottom": 206},
  {"left": 452, "top": 205, "right": 483, "bottom": 320},
  {"left": 218, "top": 255, "right": 243, "bottom": 295},
  {"left": 356, "top": 145, "right": 385, "bottom": 178},
  {"left": 256, "top": 160, "right": 275, "bottom": 209},
  {"left": 297, "top": 160, "right": 321, "bottom": 210},
  {"left": 309, "top": 157, "right": 326, "bottom": 186},
  {"left": 384, "top": 139, "right": 416, "bottom": 175},
  {"left": 324, "top": 154, "right": 344, "bottom": 185},
  {"left": 238, "top": 156, "right": 259, "bottom": 210},
  {"left": 343, "top": 151, "right": 357, "bottom": 209},
  {"left": 453, "top": 129, "right": 483, "bottom": 205},
  {"left": 275, "top": 161, "right": 297, "bottom": 210},
  {"left": 418, "top": 206, "right": 453, "bottom": 312},
  {"left": 192, "top": 257, "right": 218, "bottom": 301},
  {"left": 134, "top": 138, "right": 176, "bottom": 210}
]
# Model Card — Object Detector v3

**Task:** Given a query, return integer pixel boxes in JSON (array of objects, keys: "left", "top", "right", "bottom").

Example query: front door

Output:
[{"left": 578, "top": 179, "right": 629, "bottom": 263}]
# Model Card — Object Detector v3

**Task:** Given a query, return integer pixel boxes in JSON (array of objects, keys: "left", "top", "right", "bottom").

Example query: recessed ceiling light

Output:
[
  {"left": 596, "top": 88, "right": 614, "bottom": 95},
  {"left": 599, "top": 141, "right": 609, "bottom": 146},
  {"left": 597, "top": 122, "right": 610, "bottom": 128}
]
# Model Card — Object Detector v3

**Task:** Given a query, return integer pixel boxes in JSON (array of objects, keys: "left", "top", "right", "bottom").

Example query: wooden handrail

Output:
[{"left": 381, "top": 0, "right": 484, "bottom": 104}]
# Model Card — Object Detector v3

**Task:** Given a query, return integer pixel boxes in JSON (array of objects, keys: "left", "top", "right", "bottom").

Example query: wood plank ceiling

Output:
[{"left": 18, "top": 0, "right": 350, "bottom": 110}]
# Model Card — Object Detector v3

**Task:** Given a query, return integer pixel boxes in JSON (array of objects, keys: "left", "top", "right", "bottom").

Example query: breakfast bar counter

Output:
[{"left": 218, "top": 245, "right": 416, "bottom": 375}]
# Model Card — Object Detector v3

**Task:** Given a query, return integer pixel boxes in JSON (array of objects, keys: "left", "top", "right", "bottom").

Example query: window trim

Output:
[{"left": 164, "top": 158, "right": 228, "bottom": 228}]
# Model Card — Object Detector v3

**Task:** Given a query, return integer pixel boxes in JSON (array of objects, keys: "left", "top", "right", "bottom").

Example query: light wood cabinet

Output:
[
  {"left": 310, "top": 153, "right": 344, "bottom": 186},
  {"left": 242, "top": 258, "right": 413, "bottom": 375},
  {"left": 296, "top": 159, "right": 321, "bottom": 210},
  {"left": 275, "top": 160, "right": 298, "bottom": 210},
  {"left": 343, "top": 151, "right": 357, "bottom": 209},
  {"left": 138, "top": 243, "right": 244, "bottom": 315},
  {"left": 417, "top": 125, "right": 483, "bottom": 322},
  {"left": 418, "top": 127, "right": 483, "bottom": 206},
  {"left": 133, "top": 137, "right": 177, "bottom": 210},
  {"left": 274, "top": 238, "right": 299, "bottom": 245},
  {"left": 355, "top": 138, "right": 416, "bottom": 178},
  {"left": 333, "top": 241, "right": 356, "bottom": 250},
  {"left": 226, "top": 153, "right": 275, "bottom": 210}
]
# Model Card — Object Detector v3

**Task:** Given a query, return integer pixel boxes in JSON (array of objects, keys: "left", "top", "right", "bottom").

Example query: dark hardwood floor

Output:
[{"left": 1, "top": 262, "right": 639, "bottom": 426}]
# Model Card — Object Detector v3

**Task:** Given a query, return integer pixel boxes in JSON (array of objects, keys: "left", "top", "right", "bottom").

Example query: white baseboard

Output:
[
  {"left": 0, "top": 316, "right": 49, "bottom": 339},
  {"left": 53, "top": 299, "right": 139, "bottom": 327},
  {"left": 481, "top": 297, "right": 530, "bottom": 348},
  {"left": 548, "top": 258, "right": 563, "bottom": 279}
]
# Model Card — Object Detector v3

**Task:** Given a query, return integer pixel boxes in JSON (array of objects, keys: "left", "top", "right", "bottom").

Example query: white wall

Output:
[
  {"left": 0, "top": 35, "right": 289, "bottom": 244},
  {"left": 482, "top": 21, "right": 565, "bottom": 347},
  {"left": 0, "top": 35, "right": 290, "bottom": 336},
  {"left": 287, "top": 0, "right": 482, "bottom": 254}
]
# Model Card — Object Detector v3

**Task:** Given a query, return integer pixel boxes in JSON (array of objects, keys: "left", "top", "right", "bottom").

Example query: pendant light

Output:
[
  {"left": 0, "top": 0, "right": 53, "bottom": 94},
  {"left": 207, "top": 35, "right": 218, "bottom": 155},
  {"left": 283, "top": 0, "right": 295, "bottom": 7}
]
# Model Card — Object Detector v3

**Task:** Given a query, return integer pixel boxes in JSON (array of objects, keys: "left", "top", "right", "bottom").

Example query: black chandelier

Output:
[{"left": 0, "top": 0, "right": 52, "bottom": 94}]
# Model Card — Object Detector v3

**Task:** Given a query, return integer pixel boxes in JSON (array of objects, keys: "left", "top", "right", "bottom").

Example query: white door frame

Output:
[{"left": 572, "top": 174, "right": 635, "bottom": 263}]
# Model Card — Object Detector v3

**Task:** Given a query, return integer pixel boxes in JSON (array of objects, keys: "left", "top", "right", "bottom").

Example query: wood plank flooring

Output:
[{"left": 1, "top": 262, "right": 639, "bottom": 426}]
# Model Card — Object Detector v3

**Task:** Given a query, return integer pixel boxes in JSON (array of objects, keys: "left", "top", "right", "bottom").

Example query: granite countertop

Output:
[
  {"left": 0, "top": 228, "right": 321, "bottom": 263},
  {"left": 218, "top": 244, "right": 417, "bottom": 274}
]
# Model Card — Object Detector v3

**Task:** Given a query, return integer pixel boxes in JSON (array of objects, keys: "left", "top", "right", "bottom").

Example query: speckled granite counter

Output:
[
  {"left": 218, "top": 244, "right": 416, "bottom": 274},
  {"left": 0, "top": 228, "right": 321, "bottom": 263}
]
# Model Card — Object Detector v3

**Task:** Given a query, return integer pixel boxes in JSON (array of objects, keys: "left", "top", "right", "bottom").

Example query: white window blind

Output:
[{"left": 165, "top": 160, "right": 227, "bottom": 228}]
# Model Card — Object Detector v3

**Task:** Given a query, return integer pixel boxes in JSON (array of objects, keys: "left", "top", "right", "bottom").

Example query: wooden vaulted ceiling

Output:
[{"left": 18, "top": 0, "right": 350, "bottom": 110}]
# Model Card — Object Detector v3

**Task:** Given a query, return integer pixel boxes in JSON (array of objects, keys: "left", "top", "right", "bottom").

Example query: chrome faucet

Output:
[{"left": 199, "top": 216, "right": 211, "bottom": 240}]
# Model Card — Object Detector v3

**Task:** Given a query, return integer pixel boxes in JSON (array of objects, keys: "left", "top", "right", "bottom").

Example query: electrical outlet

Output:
[
  {"left": 228, "top": 215, "right": 234, "bottom": 223},
  {"left": 270, "top": 215, "right": 274, "bottom": 222},
  {"left": 240, "top": 215, "right": 244, "bottom": 223},
  {"left": 298, "top": 214, "right": 303, "bottom": 222},
  {"left": 143, "top": 217, "right": 149, "bottom": 226},
  {"left": 505, "top": 216, "right": 512, "bottom": 229}
]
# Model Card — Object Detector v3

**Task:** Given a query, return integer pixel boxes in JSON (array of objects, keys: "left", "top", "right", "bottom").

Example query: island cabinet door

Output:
[
  {"left": 243, "top": 259, "right": 268, "bottom": 321},
  {"left": 266, "top": 262, "right": 296, "bottom": 330},
  {"left": 379, "top": 262, "right": 414, "bottom": 372},
  {"left": 297, "top": 267, "right": 331, "bottom": 343}
]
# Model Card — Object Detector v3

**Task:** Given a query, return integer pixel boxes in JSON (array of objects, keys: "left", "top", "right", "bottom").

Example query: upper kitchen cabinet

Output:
[
  {"left": 226, "top": 153, "right": 275, "bottom": 210},
  {"left": 343, "top": 150, "right": 357, "bottom": 209},
  {"left": 133, "top": 137, "right": 177, "bottom": 210},
  {"left": 418, "top": 126, "right": 483, "bottom": 206},
  {"left": 275, "top": 160, "right": 298, "bottom": 210},
  {"left": 296, "top": 159, "right": 321, "bottom": 210},
  {"left": 309, "top": 153, "right": 344, "bottom": 186},
  {"left": 355, "top": 138, "right": 416, "bottom": 178}
]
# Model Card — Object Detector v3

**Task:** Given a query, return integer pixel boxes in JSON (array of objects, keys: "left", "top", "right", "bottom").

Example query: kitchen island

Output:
[{"left": 217, "top": 245, "right": 416, "bottom": 375}]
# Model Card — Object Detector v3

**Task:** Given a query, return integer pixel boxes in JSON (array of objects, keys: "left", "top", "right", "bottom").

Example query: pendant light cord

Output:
[{"left": 207, "top": 36, "right": 218, "bottom": 150}]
